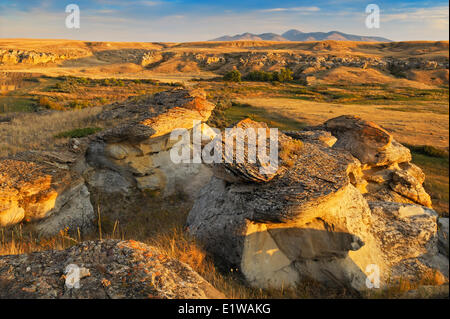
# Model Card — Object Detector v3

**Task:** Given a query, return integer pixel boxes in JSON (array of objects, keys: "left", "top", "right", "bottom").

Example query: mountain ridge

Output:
[{"left": 210, "top": 29, "right": 391, "bottom": 42}]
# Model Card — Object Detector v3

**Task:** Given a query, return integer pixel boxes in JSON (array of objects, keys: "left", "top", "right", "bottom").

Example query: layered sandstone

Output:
[
  {"left": 86, "top": 89, "right": 216, "bottom": 197},
  {"left": 323, "top": 115, "right": 432, "bottom": 207},
  {"left": 0, "top": 153, "right": 94, "bottom": 236},
  {"left": 187, "top": 118, "right": 448, "bottom": 291}
]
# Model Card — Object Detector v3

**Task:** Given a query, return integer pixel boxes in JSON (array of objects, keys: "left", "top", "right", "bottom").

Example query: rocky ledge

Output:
[{"left": 0, "top": 151, "right": 94, "bottom": 235}]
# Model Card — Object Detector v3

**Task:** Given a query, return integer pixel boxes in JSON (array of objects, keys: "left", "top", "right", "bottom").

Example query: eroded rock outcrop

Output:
[
  {"left": 86, "top": 89, "right": 216, "bottom": 197},
  {"left": 0, "top": 49, "right": 65, "bottom": 65},
  {"left": 187, "top": 118, "right": 448, "bottom": 292},
  {"left": 0, "top": 89, "right": 217, "bottom": 236},
  {"left": 0, "top": 240, "right": 224, "bottom": 299},
  {"left": 0, "top": 154, "right": 94, "bottom": 236},
  {"left": 323, "top": 115, "right": 432, "bottom": 207}
]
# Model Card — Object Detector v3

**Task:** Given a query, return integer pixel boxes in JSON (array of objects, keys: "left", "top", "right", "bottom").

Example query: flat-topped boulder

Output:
[
  {"left": 97, "top": 88, "right": 215, "bottom": 142},
  {"left": 187, "top": 119, "right": 373, "bottom": 289},
  {"left": 0, "top": 240, "right": 224, "bottom": 299}
]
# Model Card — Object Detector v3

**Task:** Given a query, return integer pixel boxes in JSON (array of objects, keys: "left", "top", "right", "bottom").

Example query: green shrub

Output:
[
  {"left": 406, "top": 144, "right": 449, "bottom": 158},
  {"left": 245, "top": 70, "right": 274, "bottom": 82},
  {"left": 67, "top": 100, "right": 91, "bottom": 109},
  {"left": 244, "top": 68, "right": 293, "bottom": 83},
  {"left": 276, "top": 68, "right": 294, "bottom": 82},
  {"left": 54, "top": 127, "right": 102, "bottom": 138},
  {"left": 223, "top": 70, "right": 242, "bottom": 82}
]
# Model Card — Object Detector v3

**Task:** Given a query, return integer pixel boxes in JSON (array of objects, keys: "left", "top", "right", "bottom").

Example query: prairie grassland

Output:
[
  {"left": 0, "top": 74, "right": 181, "bottom": 113},
  {"left": 0, "top": 70, "right": 448, "bottom": 298},
  {"left": 230, "top": 96, "right": 449, "bottom": 148},
  {"left": 0, "top": 107, "right": 104, "bottom": 157}
]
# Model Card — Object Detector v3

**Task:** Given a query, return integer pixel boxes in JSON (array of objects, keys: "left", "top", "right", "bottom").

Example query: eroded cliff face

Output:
[{"left": 0, "top": 49, "right": 67, "bottom": 65}]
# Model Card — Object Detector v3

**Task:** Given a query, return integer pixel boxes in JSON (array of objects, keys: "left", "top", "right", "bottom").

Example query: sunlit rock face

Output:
[
  {"left": 323, "top": 115, "right": 432, "bottom": 207},
  {"left": 0, "top": 49, "right": 65, "bottom": 65},
  {"left": 0, "top": 157, "right": 94, "bottom": 236},
  {"left": 187, "top": 118, "right": 447, "bottom": 291},
  {"left": 86, "top": 89, "right": 216, "bottom": 198}
]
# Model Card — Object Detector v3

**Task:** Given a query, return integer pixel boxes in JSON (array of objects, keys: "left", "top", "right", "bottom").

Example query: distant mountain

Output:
[
  {"left": 210, "top": 29, "right": 391, "bottom": 42},
  {"left": 211, "top": 32, "right": 287, "bottom": 42}
]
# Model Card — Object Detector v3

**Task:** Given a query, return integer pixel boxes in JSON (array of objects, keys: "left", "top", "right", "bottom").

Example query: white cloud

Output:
[
  {"left": 382, "top": 6, "right": 449, "bottom": 23},
  {"left": 138, "top": 1, "right": 163, "bottom": 6},
  {"left": 259, "top": 7, "right": 320, "bottom": 13}
]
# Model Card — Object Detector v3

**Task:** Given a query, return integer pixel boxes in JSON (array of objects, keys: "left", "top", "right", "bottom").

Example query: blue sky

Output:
[{"left": 0, "top": 0, "right": 448, "bottom": 41}]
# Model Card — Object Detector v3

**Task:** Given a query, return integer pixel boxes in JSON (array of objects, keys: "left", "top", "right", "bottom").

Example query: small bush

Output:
[
  {"left": 67, "top": 100, "right": 91, "bottom": 109},
  {"left": 406, "top": 144, "right": 449, "bottom": 158},
  {"left": 245, "top": 70, "right": 274, "bottom": 82},
  {"left": 276, "top": 68, "right": 294, "bottom": 82},
  {"left": 54, "top": 127, "right": 102, "bottom": 138},
  {"left": 38, "top": 96, "right": 65, "bottom": 110},
  {"left": 244, "top": 68, "right": 293, "bottom": 83},
  {"left": 223, "top": 70, "right": 242, "bottom": 82}
]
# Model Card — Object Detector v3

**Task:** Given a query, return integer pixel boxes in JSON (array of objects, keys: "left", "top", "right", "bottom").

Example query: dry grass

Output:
[
  {"left": 280, "top": 139, "right": 304, "bottom": 168},
  {"left": 233, "top": 97, "right": 449, "bottom": 149},
  {"left": 365, "top": 270, "right": 448, "bottom": 299},
  {"left": 0, "top": 107, "right": 110, "bottom": 157},
  {"left": 0, "top": 191, "right": 354, "bottom": 299}
]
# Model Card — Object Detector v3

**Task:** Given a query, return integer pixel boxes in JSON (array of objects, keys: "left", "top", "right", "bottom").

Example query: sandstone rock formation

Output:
[
  {"left": 86, "top": 88, "right": 216, "bottom": 197},
  {"left": 0, "top": 240, "right": 224, "bottom": 299},
  {"left": 187, "top": 118, "right": 448, "bottom": 292},
  {"left": 0, "top": 154, "right": 94, "bottom": 236},
  {"left": 0, "top": 88, "right": 217, "bottom": 236},
  {"left": 323, "top": 115, "right": 432, "bottom": 207}
]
